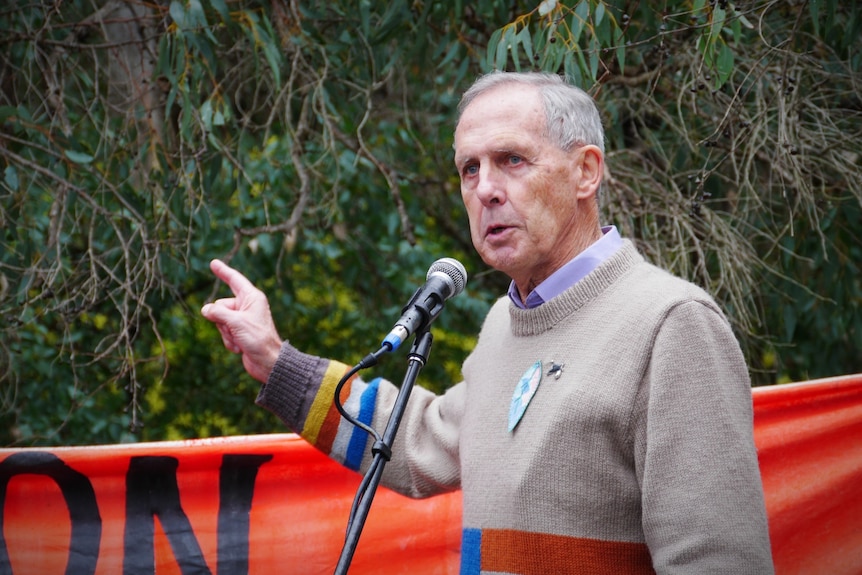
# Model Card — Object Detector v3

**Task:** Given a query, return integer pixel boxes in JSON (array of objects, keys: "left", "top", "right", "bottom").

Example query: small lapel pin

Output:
[{"left": 547, "top": 361, "right": 564, "bottom": 380}]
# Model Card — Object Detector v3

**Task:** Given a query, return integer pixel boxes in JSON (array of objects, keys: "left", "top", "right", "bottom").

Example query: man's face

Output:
[{"left": 454, "top": 84, "right": 593, "bottom": 295}]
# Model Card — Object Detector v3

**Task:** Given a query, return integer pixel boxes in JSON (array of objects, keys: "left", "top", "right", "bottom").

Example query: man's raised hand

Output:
[{"left": 201, "top": 259, "right": 283, "bottom": 383}]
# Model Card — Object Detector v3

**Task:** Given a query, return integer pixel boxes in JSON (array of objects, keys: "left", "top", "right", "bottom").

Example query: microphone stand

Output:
[{"left": 333, "top": 329, "right": 434, "bottom": 575}]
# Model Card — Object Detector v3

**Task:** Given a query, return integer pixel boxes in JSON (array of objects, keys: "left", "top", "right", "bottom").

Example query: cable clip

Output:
[{"left": 371, "top": 440, "right": 392, "bottom": 461}]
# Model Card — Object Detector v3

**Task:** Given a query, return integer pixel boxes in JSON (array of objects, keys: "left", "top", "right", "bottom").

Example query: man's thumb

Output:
[{"left": 201, "top": 303, "right": 221, "bottom": 321}]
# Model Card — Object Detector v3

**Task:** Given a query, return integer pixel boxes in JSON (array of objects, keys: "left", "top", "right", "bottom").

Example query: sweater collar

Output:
[
  {"left": 508, "top": 240, "right": 642, "bottom": 337},
  {"left": 508, "top": 226, "right": 623, "bottom": 309}
]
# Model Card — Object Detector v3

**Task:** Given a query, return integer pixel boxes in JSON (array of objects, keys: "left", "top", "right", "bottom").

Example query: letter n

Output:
[{"left": 123, "top": 456, "right": 211, "bottom": 575}]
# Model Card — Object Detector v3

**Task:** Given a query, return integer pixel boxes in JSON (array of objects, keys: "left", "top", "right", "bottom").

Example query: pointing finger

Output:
[{"left": 210, "top": 259, "right": 257, "bottom": 297}]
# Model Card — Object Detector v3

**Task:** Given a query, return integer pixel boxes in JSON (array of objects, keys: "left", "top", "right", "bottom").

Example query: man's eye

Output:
[
  {"left": 463, "top": 164, "right": 479, "bottom": 176},
  {"left": 507, "top": 155, "right": 523, "bottom": 165}
]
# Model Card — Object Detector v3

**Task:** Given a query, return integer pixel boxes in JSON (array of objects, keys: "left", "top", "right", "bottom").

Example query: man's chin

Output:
[{"left": 477, "top": 249, "right": 521, "bottom": 278}]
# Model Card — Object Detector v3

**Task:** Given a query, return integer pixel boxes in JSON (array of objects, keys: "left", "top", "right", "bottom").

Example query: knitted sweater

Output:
[{"left": 258, "top": 241, "right": 774, "bottom": 574}]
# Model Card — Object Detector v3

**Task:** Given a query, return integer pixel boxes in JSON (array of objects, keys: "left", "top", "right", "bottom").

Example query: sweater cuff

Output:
[{"left": 256, "top": 341, "right": 327, "bottom": 431}]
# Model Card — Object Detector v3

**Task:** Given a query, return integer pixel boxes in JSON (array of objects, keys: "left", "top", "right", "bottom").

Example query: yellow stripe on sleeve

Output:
[{"left": 302, "top": 360, "right": 351, "bottom": 445}]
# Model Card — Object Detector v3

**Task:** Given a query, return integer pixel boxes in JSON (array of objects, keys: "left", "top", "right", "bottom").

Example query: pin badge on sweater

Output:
[{"left": 508, "top": 360, "right": 543, "bottom": 432}]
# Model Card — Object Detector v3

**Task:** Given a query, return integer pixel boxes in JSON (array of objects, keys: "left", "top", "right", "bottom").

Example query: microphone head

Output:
[{"left": 427, "top": 257, "right": 467, "bottom": 298}]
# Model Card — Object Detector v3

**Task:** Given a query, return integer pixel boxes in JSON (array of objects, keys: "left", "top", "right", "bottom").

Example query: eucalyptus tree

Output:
[{"left": 1, "top": 0, "right": 859, "bottom": 445}]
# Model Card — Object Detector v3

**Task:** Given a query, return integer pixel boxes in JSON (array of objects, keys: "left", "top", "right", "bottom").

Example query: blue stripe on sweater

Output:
[
  {"left": 460, "top": 528, "right": 481, "bottom": 575},
  {"left": 343, "top": 377, "right": 380, "bottom": 471}
]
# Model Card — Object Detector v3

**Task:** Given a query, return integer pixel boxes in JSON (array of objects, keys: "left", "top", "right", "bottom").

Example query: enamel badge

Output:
[{"left": 508, "top": 360, "right": 543, "bottom": 432}]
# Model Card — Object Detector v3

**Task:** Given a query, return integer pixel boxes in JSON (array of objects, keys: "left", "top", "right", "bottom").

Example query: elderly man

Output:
[{"left": 202, "top": 71, "right": 774, "bottom": 574}]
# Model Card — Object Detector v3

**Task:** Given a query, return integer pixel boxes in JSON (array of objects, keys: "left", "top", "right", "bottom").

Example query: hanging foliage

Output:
[{"left": 1, "top": 0, "right": 860, "bottom": 445}]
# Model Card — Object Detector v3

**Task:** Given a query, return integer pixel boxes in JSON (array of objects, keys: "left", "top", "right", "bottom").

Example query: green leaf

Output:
[
  {"left": 575, "top": 48, "right": 589, "bottom": 83},
  {"left": 517, "top": 27, "right": 534, "bottom": 66},
  {"left": 594, "top": 2, "right": 605, "bottom": 29},
  {"left": 360, "top": 0, "right": 371, "bottom": 38},
  {"left": 485, "top": 27, "right": 503, "bottom": 70},
  {"left": 810, "top": 0, "right": 820, "bottom": 37},
  {"left": 595, "top": 8, "right": 612, "bottom": 47},
  {"left": 563, "top": 50, "right": 583, "bottom": 87},
  {"left": 614, "top": 25, "right": 626, "bottom": 73},
  {"left": 196, "top": 32, "right": 218, "bottom": 69},
  {"left": 541, "top": 36, "right": 565, "bottom": 72},
  {"left": 4, "top": 165, "right": 18, "bottom": 191},
  {"left": 188, "top": 0, "right": 210, "bottom": 29},
  {"left": 260, "top": 35, "right": 283, "bottom": 88},
  {"left": 507, "top": 26, "right": 521, "bottom": 71},
  {"left": 437, "top": 40, "right": 461, "bottom": 69},
  {"left": 571, "top": 0, "right": 589, "bottom": 45},
  {"left": 588, "top": 36, "right": 600, "bottom": 82},
  {"left": 64, "top": 150, "right": 94, "bottom": 164},
  {"left": 496, "top": 26, "right": 514, "bottom": 70},
  {"left": 169, "top": 0, "right": 187, "bottom": 30},
  {"left": 13, "top": 103, "right": 32, "bottom": 123},
  {"left": 715, "top": 42, "right": 734, "bottom": 88},
  {"left": 210, "top": 0, "right": 230, "bottom": 23},
  {"left": 200, "top": 99, "right": 213, "bottom": 130},
  {"left": 710, "top": 5, "right": 726, "bottom": 45},
  {"left": 538, "top": 0, "right": 557, "bottom": 17},
  {"left": 697, "top": 33, "right": 713, "bottom": 68}
]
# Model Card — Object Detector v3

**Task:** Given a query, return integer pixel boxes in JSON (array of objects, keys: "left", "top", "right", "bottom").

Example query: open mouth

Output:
[{"left": 488, "top": 225, "right": 507, "bottom": 236}]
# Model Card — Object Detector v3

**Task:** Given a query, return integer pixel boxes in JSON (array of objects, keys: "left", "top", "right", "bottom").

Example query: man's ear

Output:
[{"left": 575, "top": 145, "right": 604, "bottom": 200}]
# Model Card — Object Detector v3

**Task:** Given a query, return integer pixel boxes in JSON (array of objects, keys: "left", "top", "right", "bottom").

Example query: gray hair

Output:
[{"left": 456, "top": 71, "right": 605, "bottom": 155}]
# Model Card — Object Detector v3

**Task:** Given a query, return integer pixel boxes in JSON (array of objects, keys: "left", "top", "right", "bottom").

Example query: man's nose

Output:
[{"left": 475, "top": 165, "right": 505, "bottom": 206}]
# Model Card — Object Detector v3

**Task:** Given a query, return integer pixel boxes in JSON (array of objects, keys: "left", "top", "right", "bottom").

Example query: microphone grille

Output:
[{"left": 428, "top": 258, "right": 467, "bottom": 297}]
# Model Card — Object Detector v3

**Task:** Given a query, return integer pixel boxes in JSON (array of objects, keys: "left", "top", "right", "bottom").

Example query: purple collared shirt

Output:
[{"left": 508, "top": 226, "right": 623, "bottom": 309}]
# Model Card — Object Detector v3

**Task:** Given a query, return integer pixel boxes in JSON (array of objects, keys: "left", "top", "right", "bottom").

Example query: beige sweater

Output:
[{"left": 259, "top": 241, "right": 774, "bottom": 574}]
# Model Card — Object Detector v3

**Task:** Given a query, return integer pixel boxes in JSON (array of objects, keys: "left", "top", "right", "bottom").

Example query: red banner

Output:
[
  {"left": 753, "top": 374, "right": 862, "bottom": 574},
  {"left": 1, "top": 374, "right": 861, "bottom": 574}
]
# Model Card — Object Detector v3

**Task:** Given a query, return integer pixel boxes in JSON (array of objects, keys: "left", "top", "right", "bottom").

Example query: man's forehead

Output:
[{"left": 454, "top": 118, "right": 545, "bottom": 165}]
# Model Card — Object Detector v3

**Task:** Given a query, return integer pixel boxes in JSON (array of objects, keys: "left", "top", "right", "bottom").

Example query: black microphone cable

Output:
[{"left": 332, "top": 345, "right": 389, "bottom": 536}]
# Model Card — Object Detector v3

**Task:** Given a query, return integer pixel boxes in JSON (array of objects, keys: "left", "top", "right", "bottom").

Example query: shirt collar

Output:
[{"left": 508, "top": 226, "right": 623, "bottom": 309}]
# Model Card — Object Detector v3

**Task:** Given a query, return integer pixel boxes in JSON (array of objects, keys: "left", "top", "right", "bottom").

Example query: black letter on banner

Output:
[
  {"left": 123, "top": 456, "right": 211, "bottom": 575},
  {"left": 0, "top": 451, "right": 101, "bottom": 575},
  {"left": 216, "top": 454, "right": 272, "bottom": 575}
]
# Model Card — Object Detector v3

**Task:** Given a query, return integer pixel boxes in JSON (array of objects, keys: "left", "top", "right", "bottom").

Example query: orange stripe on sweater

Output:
[{"left": 481, "top": 529, "right": 654, "bottom": 575}]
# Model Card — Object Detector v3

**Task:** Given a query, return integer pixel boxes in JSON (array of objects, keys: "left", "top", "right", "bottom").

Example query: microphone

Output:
[{"left": 382, "top": 258, "right": 467, "bottom": 351}]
